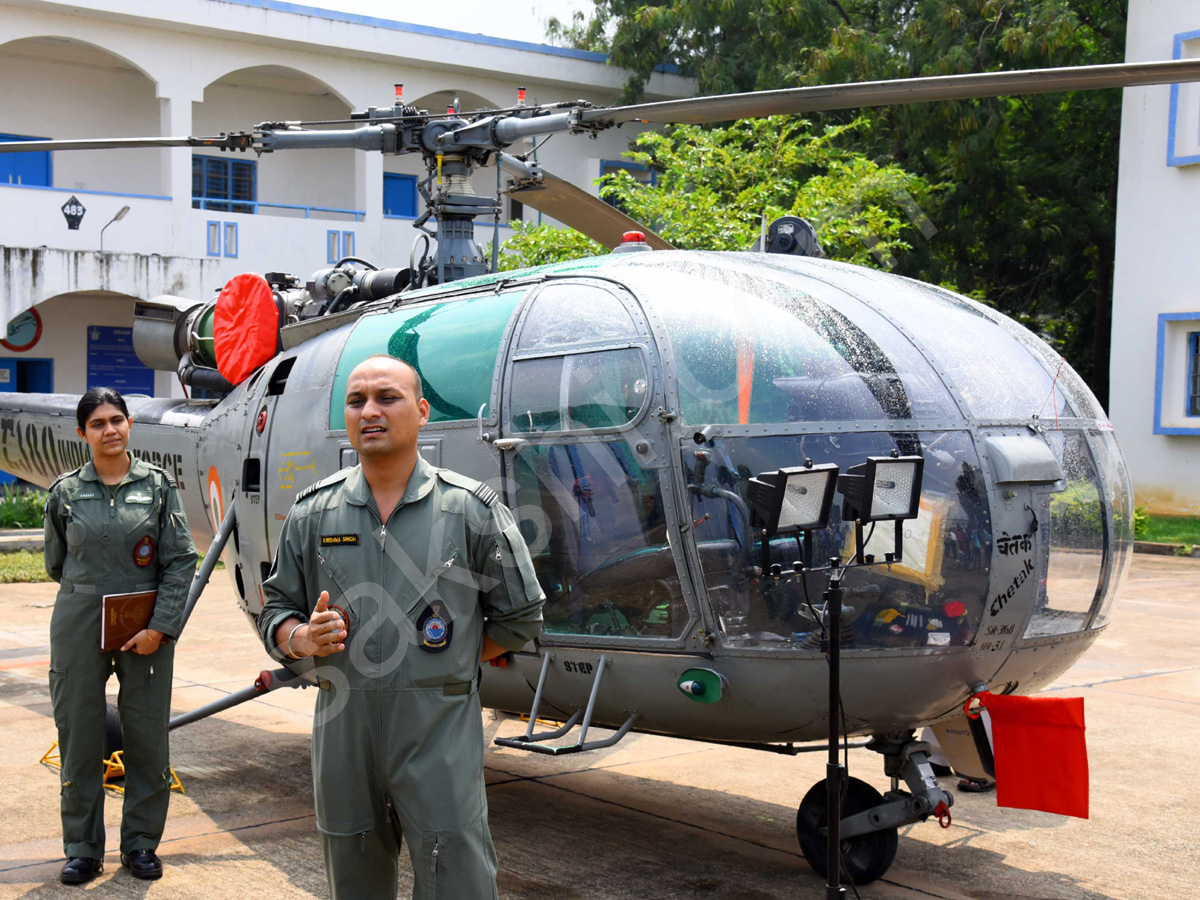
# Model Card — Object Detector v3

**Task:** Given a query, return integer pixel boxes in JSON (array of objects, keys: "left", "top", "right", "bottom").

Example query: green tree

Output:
[
  {"left": 499, "top": 116, "right": 932, "bottom": 270},
  {"left": 556, "top": 1, "right": 1126, "bottom": 405}
]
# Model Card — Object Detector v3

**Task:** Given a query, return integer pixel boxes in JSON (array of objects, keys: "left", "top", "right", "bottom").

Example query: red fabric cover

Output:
[
  {"left": 986, "top": 694, "right": 1089, "bottom": 818},
  {"left": 213, "top": 273, "right": 279, "bottom": 385}
]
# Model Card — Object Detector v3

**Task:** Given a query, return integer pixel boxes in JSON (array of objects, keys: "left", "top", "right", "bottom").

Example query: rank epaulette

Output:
[
  {"left": 297, "top": 469, "right": 351, "bottom": 502},
  {"left": 472, "top": 483, "right": 499, "bottom": 507},
  {"left": 437, "top": 469, "right": 499, "bottom": 507},
  {"left": 146, "top": 463, "right": 177, "bottom": 489}
]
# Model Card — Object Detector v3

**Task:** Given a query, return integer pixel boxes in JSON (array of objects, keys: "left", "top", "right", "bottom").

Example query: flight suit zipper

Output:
[{"left": 431, "top": 840, "right": 440, "bottom": 894}]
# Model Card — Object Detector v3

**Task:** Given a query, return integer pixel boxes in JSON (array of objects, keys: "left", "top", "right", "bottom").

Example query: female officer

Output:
[{"left": 43, "top": 388, "right": 197, "bottom": 885}]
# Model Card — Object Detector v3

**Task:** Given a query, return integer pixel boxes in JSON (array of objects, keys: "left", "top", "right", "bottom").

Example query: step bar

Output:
[{"left": 494, "top": 653, "right": 638, "bottom": 756}]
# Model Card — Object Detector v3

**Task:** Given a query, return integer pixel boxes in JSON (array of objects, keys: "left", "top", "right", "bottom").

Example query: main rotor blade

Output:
[
  {"left": 503, "top": 168, "right": 673, "bottom": 251},
  {"left": 583, "top": 58, "right": 1200, "bottom": 126},
  {"left": 0, "top": 135, "right": 245, "bottom": 154}
]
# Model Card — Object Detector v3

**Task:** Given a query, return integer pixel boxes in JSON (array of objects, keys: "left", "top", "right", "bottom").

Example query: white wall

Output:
[
  {"left": 1112, "top": 0, "right": 1200, "bottom": 515},
  {"left": 0, "top": 38, "right": 162, "bottom": 195},
  {"left": 0, "top": 291, "right": 177, "bottom": 396},
  {"left": 0, "top": 0, "right": 690, "bottom": 409}
]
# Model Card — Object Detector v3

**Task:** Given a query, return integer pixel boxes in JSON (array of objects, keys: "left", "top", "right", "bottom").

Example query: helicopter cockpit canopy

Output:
[{"left": 321, "top": 251, "right": 1132, "bottom": 657}]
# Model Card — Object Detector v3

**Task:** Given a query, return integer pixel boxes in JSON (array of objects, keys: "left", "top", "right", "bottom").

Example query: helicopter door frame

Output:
[
  {"left": 241, "top": 354, "right": 298, "bottom": 607},
  {"left": 496, "top": 277, "right": 706, "bottom": 651}
]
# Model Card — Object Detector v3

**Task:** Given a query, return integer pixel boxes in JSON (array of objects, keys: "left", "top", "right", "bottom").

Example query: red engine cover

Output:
[{"left": 213, "top": 273, "right": 280, "bottom": 385}]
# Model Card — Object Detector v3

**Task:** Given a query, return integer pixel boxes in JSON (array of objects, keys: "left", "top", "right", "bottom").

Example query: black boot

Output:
[
  {"left": 120, "top": 849, "right": 163, "bottom": 880},
  {"left": 60, "top": 857, "right": 103, "bottom": 885}
]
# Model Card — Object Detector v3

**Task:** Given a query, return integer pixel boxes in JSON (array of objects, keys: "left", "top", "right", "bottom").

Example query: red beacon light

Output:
[
  {"left": 517, "top": 87, "right": 527, "bottom": 105},
  {"left": 612, "top": 230, "right": 653, "bottom": 254},
  {"left": 394, "top": 83, "right": 403, "bottom": 104}
]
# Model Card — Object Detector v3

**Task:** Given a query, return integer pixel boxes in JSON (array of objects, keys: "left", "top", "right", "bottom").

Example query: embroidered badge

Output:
[
  {"left": 320, "top": 534, "right": 360, "bottom": 546},
  {"left": 330, "top": 604, "right": 351, "bottom": 641},
  {"left": 133, "top": 535, "right": 156, "bottom": 567},
  {"left": 125, "top": 491, "right": 154, "bottom": 504},
  {"left": 416, "top": 599, "right": 453, "bottom": 653}
]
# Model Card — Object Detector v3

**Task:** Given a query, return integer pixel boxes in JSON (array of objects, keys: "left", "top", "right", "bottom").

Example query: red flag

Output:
[{"left": 985, "top": 694, "right": 1089, "bottom": 818}]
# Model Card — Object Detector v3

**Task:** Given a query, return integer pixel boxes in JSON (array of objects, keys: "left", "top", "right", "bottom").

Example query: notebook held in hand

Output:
[{"left": 101, "top": 590, "right": 158, "bottom": 651}]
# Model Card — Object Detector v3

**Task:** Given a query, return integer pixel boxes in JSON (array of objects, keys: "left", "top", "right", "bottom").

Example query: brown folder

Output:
[{"left": 101, "top": 590, "right": 158, "bottom": 652}]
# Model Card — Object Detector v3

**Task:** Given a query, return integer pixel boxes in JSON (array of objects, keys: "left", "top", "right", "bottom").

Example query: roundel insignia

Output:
[
  {"left": 134, "top": 535, "right": 156, "bottom": 567},
  {"left": 416, "top": 600, "right": 452, "bottom": 653}
]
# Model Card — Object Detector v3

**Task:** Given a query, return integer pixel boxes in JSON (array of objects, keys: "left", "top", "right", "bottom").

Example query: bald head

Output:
[
  {"left": 351, "top": 355, "right": 423, "bottom": 401},
  {"left": 344, "top": 355, "right": 429, "bottom": 461}
]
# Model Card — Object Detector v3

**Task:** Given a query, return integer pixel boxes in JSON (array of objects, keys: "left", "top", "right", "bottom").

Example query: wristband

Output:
[{"left": 284, "top": 622, "right": 305, "bottom": 659}]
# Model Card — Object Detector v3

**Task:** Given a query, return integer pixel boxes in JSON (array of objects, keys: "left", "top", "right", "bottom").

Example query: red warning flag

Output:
[{"left": 986, "top": 694, "right": 1089, "bottom": 819}]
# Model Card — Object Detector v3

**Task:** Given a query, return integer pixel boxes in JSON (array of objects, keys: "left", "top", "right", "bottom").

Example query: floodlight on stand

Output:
[
  {"left": 837, "top": 454, "right": 925, "bottom": 565},
  {"left": 747, "top": 462, "right": 839, "bottom": 574},
  {"left": 747, "top": 463, "right": 839, "bottom": 536}
]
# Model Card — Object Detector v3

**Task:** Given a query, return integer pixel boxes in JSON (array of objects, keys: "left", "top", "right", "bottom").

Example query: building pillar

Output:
[
  {"left": 158, "top": 90, "right": 198, "bottom": 259},
  {"left": 356, "top": 150, "right": 384, "bottom": 262}
]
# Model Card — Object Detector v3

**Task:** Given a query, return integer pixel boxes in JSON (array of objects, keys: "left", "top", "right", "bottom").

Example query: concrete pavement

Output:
[{"left": 0, "top": 555, "right": 1196, "bottom": 899}]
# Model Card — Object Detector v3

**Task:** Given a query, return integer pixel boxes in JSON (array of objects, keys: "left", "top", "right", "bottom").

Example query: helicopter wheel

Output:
[
  {"left": 103, "top": 703, "right": 123, "bottom": 758},
  {"left": 796, "top": 776, "right": 898, "bottom": 885}
]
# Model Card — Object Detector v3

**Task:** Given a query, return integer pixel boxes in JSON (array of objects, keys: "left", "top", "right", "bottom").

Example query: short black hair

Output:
[
  {"left": 76, "top": 387, "right": 129, "bottom": 431},
  {"left": 357, "top": 354, "right": 424, "bottom": 401}
]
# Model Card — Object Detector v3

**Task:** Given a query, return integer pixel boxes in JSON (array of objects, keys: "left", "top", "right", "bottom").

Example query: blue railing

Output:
[
  {"left": 192, "top": 198, "right": 364, "bottom": 221},
  {"left": 0, "top": 182, "right": 170, "bottom": 201}
]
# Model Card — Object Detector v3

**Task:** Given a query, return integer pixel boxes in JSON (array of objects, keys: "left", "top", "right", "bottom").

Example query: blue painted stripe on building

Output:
[
  {"left": 1167, "top": 29, "right": 1200, "bottom": 167},
  {"left": 217, "top": 0, "right": 590, "bottom": 63}
]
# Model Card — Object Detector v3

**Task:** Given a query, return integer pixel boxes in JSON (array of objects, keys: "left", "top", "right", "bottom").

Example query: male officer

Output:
[{"left": 259, "top": 354, "right": 544, "bottom": 900}]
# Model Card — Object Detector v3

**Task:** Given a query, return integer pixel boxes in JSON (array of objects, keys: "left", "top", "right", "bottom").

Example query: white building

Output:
[
  {"left": 1113, "top": 0, "right": 1200, "bottom": 515},
  {"left": 0, "top": 0, "right": 689, "bottom": 406}
]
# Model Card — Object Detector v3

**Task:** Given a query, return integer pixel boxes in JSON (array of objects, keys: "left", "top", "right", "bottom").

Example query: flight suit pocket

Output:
[
  {"left": 497, "top": 523, "right": 542, "bottom": 601},
  {"left": 404, "top": 547, "right": 471, "bottom": 690},
  {"left": 316, "top": 549, "right": 361, "bottom": 642},
  {"left": 47, "top": 664, "right": 68, "bottom": 732}
]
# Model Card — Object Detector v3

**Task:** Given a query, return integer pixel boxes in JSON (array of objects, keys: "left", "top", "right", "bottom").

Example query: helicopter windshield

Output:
[
  {"left": 682, "top": 430, "right": 992, "bottom": 651},
  {"left": 616, "top": 262, "right": 959, "bottom": 425},
  {"left": 1023, "top": 431, "right": 1108, "bottom": 638}
]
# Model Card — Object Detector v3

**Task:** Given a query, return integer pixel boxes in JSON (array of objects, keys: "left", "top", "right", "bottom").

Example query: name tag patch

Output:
[{"left": 321, "top": 534, "right": 360, "bottom": 546}]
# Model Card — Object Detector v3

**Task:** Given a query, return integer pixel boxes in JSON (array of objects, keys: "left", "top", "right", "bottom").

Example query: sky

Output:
[{"left": 315, "top": 1, "right": 591, "bottom": 45}]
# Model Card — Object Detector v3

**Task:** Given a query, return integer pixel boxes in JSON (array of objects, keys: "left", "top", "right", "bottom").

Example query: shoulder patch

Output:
[
  {"left": 48, "top": 466, "right": 83, "bottom": 493},
  {"left": 297, "top": 469, "right": 351, "bottom": 503},
  {"left": 436, "top": 468, "right": 499, "bottom": 507}
]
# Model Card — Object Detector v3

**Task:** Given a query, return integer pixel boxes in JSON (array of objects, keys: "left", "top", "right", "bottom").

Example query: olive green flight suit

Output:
[
  {"left": 260, "top": 458, "right": 544, "bottom": 900},
  {"left": 43, "top": 458, "right": 198, "bottom": 860}
]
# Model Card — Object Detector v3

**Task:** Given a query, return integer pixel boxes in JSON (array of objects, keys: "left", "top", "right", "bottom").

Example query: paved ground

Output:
[{"left": 0, "top": 555, "right": 1196, "bottom": 900}]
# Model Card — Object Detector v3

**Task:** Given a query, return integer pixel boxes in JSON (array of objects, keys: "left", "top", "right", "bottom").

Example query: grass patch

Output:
[
  {"left": 0, "top": 550, "right": 220, "bottom": 584},
  {"left": 0, "top": 551, "right": 52, "bottom": 583},
  {"left": 1141, "top": 515, "right": 1200, "bottom": 546}
]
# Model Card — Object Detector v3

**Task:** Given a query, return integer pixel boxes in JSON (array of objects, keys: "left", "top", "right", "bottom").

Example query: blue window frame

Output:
[
  {"left": 383, "top": 173, "right": 418, "bottom": 217},
  {"left": 327, "top": 230, "right": 340, "bottom": 264},
  {"left": 0, "top": 133, "right": 51, "bottom": 187},
  {"left": 224, "top": 222, "right": 239, "bottom": 259},
  {"left": 207, "top": 221, "right": 221, "bottom": 257},
  {"left": 1189, "top": 332, "right": 1200, "bottom": 417},
  {"left": 193, "top": 156, "right": 256, "bottom": 214}
]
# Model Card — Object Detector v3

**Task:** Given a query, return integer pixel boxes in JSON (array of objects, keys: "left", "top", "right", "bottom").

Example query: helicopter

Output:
[{"left": 1, "top": 57, "right": 1195, "bottom": 885}]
